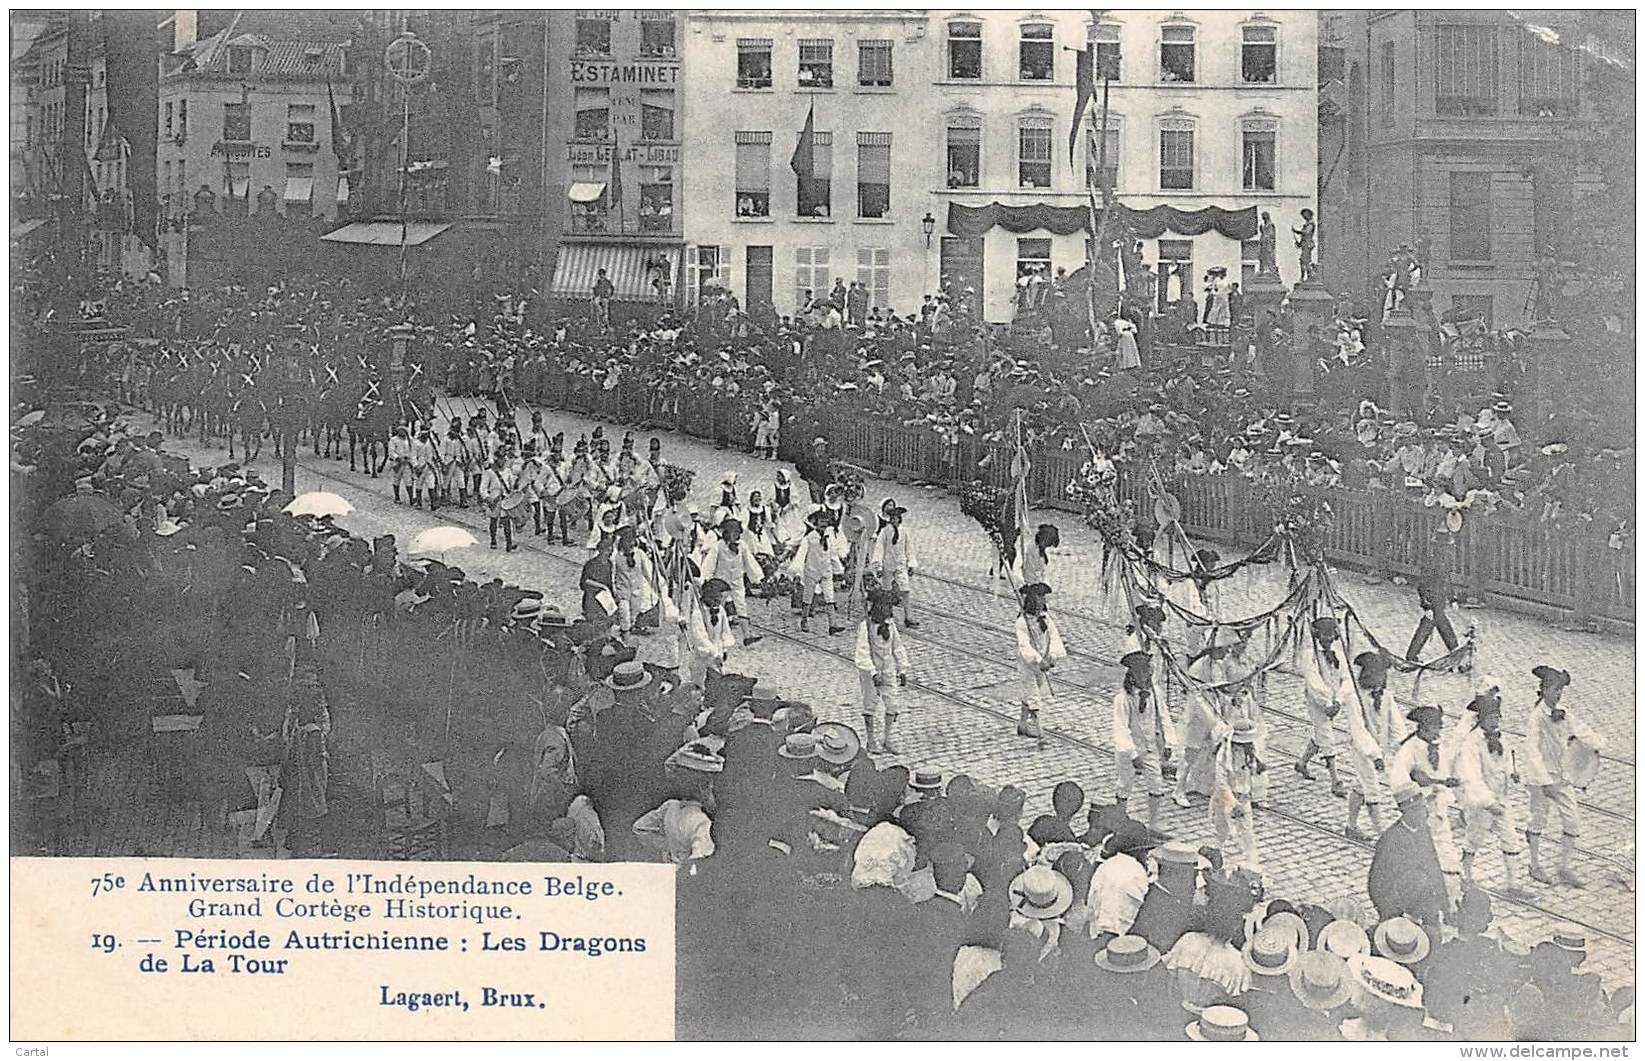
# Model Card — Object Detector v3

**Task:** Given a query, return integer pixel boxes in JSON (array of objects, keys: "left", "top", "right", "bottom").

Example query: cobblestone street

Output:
[{"left": 64, "top": 395, "right": 1637, "bottom": 986}]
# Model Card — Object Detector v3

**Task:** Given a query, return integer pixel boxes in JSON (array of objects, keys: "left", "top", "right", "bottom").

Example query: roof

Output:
[{"left": 172, "top": 37, "right": 347, "bottom": 81}]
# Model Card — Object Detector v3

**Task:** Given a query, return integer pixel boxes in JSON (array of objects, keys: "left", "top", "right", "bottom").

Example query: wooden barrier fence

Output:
[{"left": 515, "top": 381, "right": 1633, "bottom": 625}]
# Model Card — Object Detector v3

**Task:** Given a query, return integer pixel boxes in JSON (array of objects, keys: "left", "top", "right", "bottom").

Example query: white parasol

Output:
[{"left": 283, "top": 491, "right": 354, "bottom": 518}]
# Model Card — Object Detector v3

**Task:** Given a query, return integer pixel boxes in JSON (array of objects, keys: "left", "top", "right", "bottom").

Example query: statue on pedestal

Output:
[
  {"left": 1257, "top": 211, "right": 1280, "bottom": 280},
  {"left": 1292, "top": 208, "right": 1316, "bottom": 280},
  {"left": 1381, "top": 244, "right": 1418, "bottom": 317},
  {"left": 1530, "top": 243, "right": 1560, "bottom": 322}
]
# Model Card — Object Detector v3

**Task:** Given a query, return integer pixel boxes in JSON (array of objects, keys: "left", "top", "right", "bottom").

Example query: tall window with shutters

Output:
[
  {"left": 1017, "top": 121, "right": 1052, "bottom": 189},
  {"left": 795, "top": 131, "right": 832, "bottom": 218},
  {"left": 1086, "top": 119, "right": 1120, "bottom": 193},
  {"left": 1241, "top": 121, "right": 1276, "bottom": 192},
  {"left": 946, "top": 120, "right": 981, "bottom": 188},
  {"left": 857, "top": 132, "right": 891, "bottom": 219},
  {"left": 734, "top": 132, "right": 771, "bottom": 217},
  {"left": 948, "top": 21, "right": 982, "bottom": 80},
  {"left": 574, "top": 88, "right": 611, "bottom": 141},
  {"left": 1093, "top": 23, "right": 1122, "bottom": 81},
  {"left": 1160, "top": 25, "right": 1196, "bottom": 83},
  {"left": 1159, "top": 122, "right": 1195, "bottom": 190},
  {"left": 857, "top": 248, "right": 891, "bottom": 312},
  {"left": 798, "top": 40, "right": 833, "bottom": 89},
  {"left": 858, "top": 39, "right": 893, "bottom": 87},
  {"left": 737, "top": 40, "right": 773, "bottom": 89},
  {"left": 1241, "top": 25, "right": 1277, "bottom": 83},
  {"left": 795, "top": 247, "right": 830, "bottom": 308},
  {"left": 222, "top": 102, "right": 250, "bottom": 142},
  {"left": 1019, "top": 23, "right": 1054, "bottom": 81},
  {"left": 1435, "top": 24, "right": 1498, "bottom": 116},
  {"left": 1449, "top": 171, "right": 1492, "bottom": 261},
  {"left": 1518, "top": 33, "right": 1579, "bottom": 117},
  {"left": 640, "top": 89, "right": 674, "bottom": 141}
]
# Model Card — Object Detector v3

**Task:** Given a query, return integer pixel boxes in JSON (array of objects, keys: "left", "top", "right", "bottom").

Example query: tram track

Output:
[
  {"left": 270, "top": 447, "right": 1633, "bottom": 949},
  {"left": 907, "top": 572, "right": 1637, "bottom": 829}
]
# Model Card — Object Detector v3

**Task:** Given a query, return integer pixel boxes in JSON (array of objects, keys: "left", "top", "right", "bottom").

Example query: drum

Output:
[{"left": 501, "top": 490, "right": 528, "bottom": 513}]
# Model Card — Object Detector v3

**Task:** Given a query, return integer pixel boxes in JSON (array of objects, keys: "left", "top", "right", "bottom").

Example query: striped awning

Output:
[
  {"left": 320, "top": 221, "right": 453, "bottom": 247},
  {"left": 550, "top": 242, "right": 675, "bottom": 301}
]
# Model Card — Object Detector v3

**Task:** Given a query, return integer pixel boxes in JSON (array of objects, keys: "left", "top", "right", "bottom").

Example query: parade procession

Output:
[{"left": 9, "top": 7, "right": 1636, "bottom": 1045}]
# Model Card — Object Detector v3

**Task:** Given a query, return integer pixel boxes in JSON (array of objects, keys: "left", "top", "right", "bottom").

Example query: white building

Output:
[
  {"left": 680, "top": 10, "right": 939, "bottom": 319},
  {"left": 932, "top": 9, "right": 1318, "bottom": 322},
  {"left": 681, "top": 10, "right": 1317, "bottom": 325}
]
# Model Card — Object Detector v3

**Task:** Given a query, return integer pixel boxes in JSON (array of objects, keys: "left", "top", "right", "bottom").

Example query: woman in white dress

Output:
[{"left": 1114, "top": 317, "right": 1141, "bottom": 371}]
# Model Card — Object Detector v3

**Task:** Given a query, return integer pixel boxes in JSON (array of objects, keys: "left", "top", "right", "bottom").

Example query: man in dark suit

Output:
[{"left": 1129, "top": 840, "right": 1201, "bottom": 955}]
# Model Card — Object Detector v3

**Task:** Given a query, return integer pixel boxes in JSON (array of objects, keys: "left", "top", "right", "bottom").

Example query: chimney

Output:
[{"left": 174, "top": 10, "right": 197, "bottom": 53}]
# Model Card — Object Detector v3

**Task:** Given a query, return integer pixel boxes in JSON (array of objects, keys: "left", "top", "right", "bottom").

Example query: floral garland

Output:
[{"left": 1255, "top": 475, "right": 1335, "bottom": 564}]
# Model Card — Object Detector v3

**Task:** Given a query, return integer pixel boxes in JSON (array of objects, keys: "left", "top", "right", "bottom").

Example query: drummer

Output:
[{"left": 1520, "top": 665, "right": 1598, "bottom": 888}]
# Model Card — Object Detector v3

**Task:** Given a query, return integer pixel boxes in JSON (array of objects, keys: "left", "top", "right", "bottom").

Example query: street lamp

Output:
[
  {"left": 922, "top": 211, "right": 937, "bottom": 248},
  {"left": 279, "top": 324, "right": 309, "bottom": 497}
]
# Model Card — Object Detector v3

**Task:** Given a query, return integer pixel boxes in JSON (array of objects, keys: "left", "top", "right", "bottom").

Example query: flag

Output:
[
  {"left": 790, "top": 100, "right": 816, "bottom": 179},
  {"left": 326, "top": 80, "right": 349, "bottom": 165},
  {"left": 608, "top": 146, "right": 624, "bottom": 229},
  {"left": 1069, "top": 43, "right": 1094, "bottom": 168}
]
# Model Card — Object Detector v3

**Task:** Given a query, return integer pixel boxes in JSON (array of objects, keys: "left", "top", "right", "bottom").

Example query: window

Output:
[
  {"left": 737, "top": 40, "right": 772, "bottom": 89},
  {"left": 177, "top": 160, "right": 186, "bottom": 198},
  {"left": 857, "top": 248, "right": 891, "bottom": 311},
  {"left": 1435, "top": 24, "right": 1498, "bottom": 116},
  {"left": 1093, "top": 23, "right": 1122, "bottom": 81},
  {"left": 1020, "top": 23, "right": 1054, "bottom": 81},
  {"left": 639, "top": 166, "right": 674, "bottom": 233},
  {"left": 858, "top": 39, "right": 893, "bottom": 87},
  {"left": 222, "top": 102, "right": 250, "bottom": 142},
  {"left": 1161, "top": 25, "right": 1196, "bottom": 82},
  {"left": 1241, "top": 239, "right": 1261, "bottom": 286},
  {"left": 1449, "top": 171, "right": 1492, "bottom": 260},
  {"left": 1159, "top": 124, "right": 1194, "bottom": 190},
  {"left": 574, "top": 88, "right": 610, "bottom": 141},
  {"left": 1157, "top": 239, "right": 1193, "bottom": 311},
  {"left": 284, "top": 161, "right": 314, "bottom": 219},
  {"left": 164, "top": 101, "right": 174, "bottom": 140},
  {"left": 639, "top": 14, "right": 675, "bottom": 59},
  {"left": 1241, "top": 126, "right": 1276, "bottom": 191},
  {"left": 162, "top": 161, "right": 171, "bottom": 202},
  {"left": 1380, "top": 42, "right": 1395, "bottom": 115},
  {"left": 1086, "top": 121, "right": 1120, "bottom": 193},
  {"left": 798, "top": 40, "right": 833, "bottom": 89},
  {"left": 1018, "top": 121, "right": 1052, "bottom": 189},
  {"left": 795, "top": 246, "right": 830, "bottom": 308},
  {"left": 1242, "top": 25, "right": 1277, "bottom": 83},
  {"left": 570, "top": 163, "right": 608, "bottom": 232},
  {"left": 1016, "top": 238, "right": 1052, "bottom": 280},
  {"left": 1519, "top": 34, "right": 1579, "bottom": 117},
  {"left": 734, "top": 131, "right": 771, "bottom": 217},
  {"left": 575, "top": 15, "right": 611, "bottom": 58},
  {"left": 178, "top": 99, "right": 188, "bottom": 139},
  {"left": 286, "top": 103, "right": 316, "bottom": 144},
  {"left": 795, "top": 131, "right": 831, "bottom": 217},
  {"left": 223, "top": 160, "right": 251, "bottom": 205},
  {"left": 226, "top": 45, "right": 254, "bottom": 75},
  {"left": 640, "top": 89, "right": 674, "bottom": 141},
  {"left": 948, "top": 22, "right": 982, "bottom": 80},
  {"left": 946, "top": 120, "right": 981, "bottom": 188},
  {"left": 856, "top": 132, "right": 891, "bottom": 219},
  {"left": 1450, "top": 294, "right": 1493, "bottom": 328}
]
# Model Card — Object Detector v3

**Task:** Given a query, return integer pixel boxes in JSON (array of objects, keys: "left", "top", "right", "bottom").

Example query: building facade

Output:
[
  {"left": 680, "top": 10, "right": 935, "bottom": 318},
  {"left": 1318, "top": 9, "right": 1623, "bottom": 328},
  {"left": 545, "top": 9, "right": 685, "bottom": 307},
  {"left": 932, "top": 9, "right": 1317, "bottom": 322},
  {"left": 158, "top": 13, "right": 355, "bottom": 228},
  {"left": 680, "top": 10, "right": 1316, "bottom": 325}
]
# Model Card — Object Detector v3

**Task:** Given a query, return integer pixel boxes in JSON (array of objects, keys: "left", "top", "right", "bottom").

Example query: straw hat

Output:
[
  {"left": 1373, "top": 916, "right": 1432, "bottom": 965},
  {"left": 1345, "top": 953, "right": 1424, "bottom": 1010},
  {"left": 1260, "top": 910, "right": 1310, "bottom": 955},
  {"left": 603, "top": 661, "right": 652, "bottom": 693},
  {"left": 776, "top": 732, "right": 820, "bottom": 760},
  {"left": 1185, "top": 1005, "right": 1258, "bottom": 1042},
  {"left": 1243, "top": 925, "right": 1300, "bottom": 978},
  {"left": 1318, "top": 919, "right": 1371, "bottom": 959},
  {"left": 1009, "top": 866, "right": 1073, "bottom": 921},
  {"left": 811, "top": 722, "right": 862, "bottom": 766},
  {"left": 1289, "top": 951, "right": 1353, "bottom": 1011},
  {"left": 1094, "top": 934, "right": 1161, "bottom": 974}
]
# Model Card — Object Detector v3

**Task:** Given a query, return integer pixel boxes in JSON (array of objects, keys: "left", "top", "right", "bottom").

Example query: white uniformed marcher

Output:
[
  {"left": 1014, "top": 582, "right": 1065, "bottom": 742},
  {"left": 856, "top": 588, "right": 912, "bottom": 754},
  {"left": 1449, "top": 700, "right": 1531, "bottom": 898},
  {"left": 1520, "top": 665, "right": 1598, "bottom": 887},
  {"left": 870, "top": 496, "right": 920, "bottom": 629}
]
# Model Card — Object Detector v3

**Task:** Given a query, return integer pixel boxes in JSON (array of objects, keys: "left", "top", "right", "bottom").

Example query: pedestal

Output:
[
  {"left": 1242, "top": 272, "right": 1287, "bottom": 370},
  {"left": 1525, "top": 318, "right": 1570, "bottom": 428},
  {"left": 1285, "top": 278, "right": 1335, "bottom": 398}
]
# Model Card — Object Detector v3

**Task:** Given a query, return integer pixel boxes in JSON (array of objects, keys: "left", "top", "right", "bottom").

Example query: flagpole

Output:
[{"left": 1086, "top": 73, "right": 1113, "bottom": 348}]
